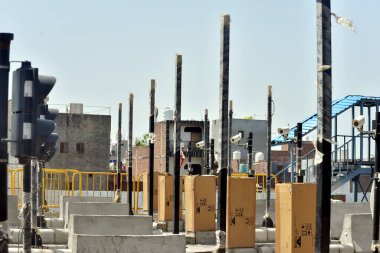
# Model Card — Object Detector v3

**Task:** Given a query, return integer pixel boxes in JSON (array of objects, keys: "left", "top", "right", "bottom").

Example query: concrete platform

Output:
[
  {"left": 68, "top": 215, "right": 153, "bottom": 248},
  {"left": 9, "top": 249, "right": 71, "bottom": 253},
  {"left": 156, "top": 220, "right": 185, "bottom": 232},
  {"left": 64, "top": 202, "right": 129, "bottom": 228},
  {"left": 45, "top": 218, "right": 65, "bottom": 229},
  {"left": 340, "top": 213, "right": 373, "bottom": 253},
  {"left": 71, "top": 234, "right": 186, "bottom": 253},
  {"left": 60, "top": 196, "right": 113, "bottom": 219}
]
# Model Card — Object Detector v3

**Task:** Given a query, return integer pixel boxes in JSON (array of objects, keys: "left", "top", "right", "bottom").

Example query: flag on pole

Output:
[{"left": 180, "top": 148, "right": 185, "bottom": 168}]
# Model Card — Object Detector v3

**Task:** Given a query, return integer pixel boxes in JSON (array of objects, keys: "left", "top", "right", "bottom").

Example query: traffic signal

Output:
[
  {"left": 37, "top": 104, "right": 59, "bottom": 162},
  {"left": 10, "top": 61, "right": 58, "bottom": 160}
]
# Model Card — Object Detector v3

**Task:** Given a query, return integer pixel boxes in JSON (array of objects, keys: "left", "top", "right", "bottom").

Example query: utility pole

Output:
[
  {"left": 128, "top": 94, "right": 134, "bottom": 215},
  {"left": 263, "top": 85, "right": 273, "bottom": 228},
  {"left": 148, "top": 80, "right": 155, "bottom": 217},
  {"left": 372, "top": 112, "right": 380, "bottom": 253},
  {"left": 115, "top": 103, "right": 122, "bottom": 203},
  {"left": 217, "top": 14, "right": 230, "bottom": 234},
  {"left": 228, "top": 100, "right": 233, "bottom": 175},
  {"left": 296, "top": 123, "right": 303, "bottom": 182},
  {"left": 316, "top": 0, "right": 332, "bottom": 252},
  {"left": 173, "top": 54, "right": 182, "bottom": 234},
  {"left": 0, "top": 33, "right": 13, "bottom": 253},
  {"left": 203, "top": 109, "right": 210, "bottom": 175}
]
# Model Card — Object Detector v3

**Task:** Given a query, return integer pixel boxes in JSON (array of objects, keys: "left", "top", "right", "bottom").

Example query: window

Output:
[
  {"left": 60, "top": 142, "right": 69, "bottom": 153},
  {"left": 76, "top": 143, "right": 85, "bottom": 154}
]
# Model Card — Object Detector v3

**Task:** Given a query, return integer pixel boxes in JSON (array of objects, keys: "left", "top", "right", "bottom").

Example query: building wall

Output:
[
  {"left": 211, "top": 118, "right": 268, "bottom": 169},
  {"left": 46, "top": 113, "right": 111, "bottom": 171}
]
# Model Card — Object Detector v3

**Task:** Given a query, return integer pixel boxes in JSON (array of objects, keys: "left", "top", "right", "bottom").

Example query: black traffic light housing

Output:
[{"left": 10, "top": 61, "right": 58, "bottom": 161}]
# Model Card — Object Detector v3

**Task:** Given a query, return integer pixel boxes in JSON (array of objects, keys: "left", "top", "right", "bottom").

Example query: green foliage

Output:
[{"left": 134, "top": 133, "right": 149, "bottom": 146}]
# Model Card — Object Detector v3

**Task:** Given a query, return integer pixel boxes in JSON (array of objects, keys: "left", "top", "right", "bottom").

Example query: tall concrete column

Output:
[
  {"left": 316, "top": 0, "right": 332, "bottom": 252},
  {"left": 128, "top": 94, "right": 134, "bottom": 215},
  {"left": 0, "top": 33, "right": 13, "bottom": 253},
  {"left": 148, "top": 80, "right": 155, "bottom": 216},
  {"left": 217, "top": 14, "right": 230, "bottom": 233},
  {"left": 173, "top": 54, "right": 182, "bottom": 234}
]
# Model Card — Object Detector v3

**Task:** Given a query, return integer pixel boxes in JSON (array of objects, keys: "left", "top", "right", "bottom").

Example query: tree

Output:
[{"left": 135, "top": 133, "right": 149, "bottom": 146}]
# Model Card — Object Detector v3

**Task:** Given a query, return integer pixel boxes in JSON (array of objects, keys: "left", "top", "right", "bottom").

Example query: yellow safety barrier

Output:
[
  {"left": 72, "top": 171, "right": 140, "bottom": 211},
  {"left": 43, "top": 169, "right": 78, "bottom": 208},
  {"left": 230, "top": 172, "right": 277, "bottom": 199}
]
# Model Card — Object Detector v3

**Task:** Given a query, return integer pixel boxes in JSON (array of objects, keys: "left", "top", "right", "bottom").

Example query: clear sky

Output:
[{"left": 2, "top": 1, "right": 380, "bottom": 141}]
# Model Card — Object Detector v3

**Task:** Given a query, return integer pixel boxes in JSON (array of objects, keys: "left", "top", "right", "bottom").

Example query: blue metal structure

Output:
[{"left": 272, "top": 95, "right": 380, "bottom": 202}]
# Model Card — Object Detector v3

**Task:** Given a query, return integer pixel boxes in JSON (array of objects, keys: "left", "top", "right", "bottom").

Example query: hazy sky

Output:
[{"left": 2, "top": 1, "right": 380, "bottom": 141}]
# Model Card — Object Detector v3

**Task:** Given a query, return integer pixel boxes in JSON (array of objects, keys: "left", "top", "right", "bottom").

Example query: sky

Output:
[{"left": 2, "top": 1, "right": 380, "bottom": 142}]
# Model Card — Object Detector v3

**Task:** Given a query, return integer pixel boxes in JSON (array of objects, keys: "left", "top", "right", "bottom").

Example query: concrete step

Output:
[
  {"left": 45, "top": 218, "right": 64, "bottom": 229},
  {"left": 9, "top": 248, "right": 71, "bottom": 253}
]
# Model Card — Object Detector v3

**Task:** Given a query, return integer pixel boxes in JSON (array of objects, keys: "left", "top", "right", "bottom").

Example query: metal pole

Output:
[
  {"left": 210, "top": 139, "right": 215, "bottom": 174},
  {"left": 248, "top": 132, "right": 253, "bottom": 172},
  {"left": 290, "top": 142, "right": 294, "bottom": 183},
  {"left": 217, "top": 14, "right": 230, "bottom": 233},
  {"left": 296, "top": 123, "right": 303, "bottom": 182},
  {"left": 263, "top": 85, "right": 273, "bottom": 227},
  {"left": 128, "top": 94, "right": 134, "bottom": 215},
  {"left": 316, "top": 0, "right": 332, "bottom": 252},
  {"left": 31, "top": 159, "right": 38, "bottom": 245},
  {"left": 204, "top": 109, "right": 210, "bottom": 174},
  {"left": 372, "top": 112, "right": 380, "bottom": 253},
  {"left": 228, "top": 100, "right": 233, "bottom": 174},
  {"left": 173, "top": 54, "right": 182, "bottom": 234},
  {"left": 188, "top": 142, "right": 192, "bottom": 174},
  {"left": 148, "top": 80, "right": 155, "bottom": 217},
  {"left": 115, "top": 103, "right": 122, "bottom": 203},
  {"left": 0, "top": 33, "right": 13, "bottom": 253},
  {"left": 36, "top": 162, "right": 45, "bottom": 228},
  {"left": 23, "top": 159, "right": 32, "bottom": 253}
]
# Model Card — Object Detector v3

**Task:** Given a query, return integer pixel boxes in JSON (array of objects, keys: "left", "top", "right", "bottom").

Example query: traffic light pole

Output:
[
  {"left": 173, "top": 54, "right": 182, "bottom": 235},
  {"left": 0, "top": 33, "right": 13, "bottom": 253},
  {"left": 316, "top": 0, "right": 332, "bottom": 252},
  {"left": 148, "top": 80, "right": 155, "bottom": 217},
  {"left": 22, "top": 159, "right": 32, "bottom": 253},
  {"left": 128, "top": 94, "right": 134, "bottom": 215},
  {"left": 31, "top": 159, "right": 38, "bottom": 245},
  {"left": 37, "top": 162, "right": 45, "bottom": 228}
]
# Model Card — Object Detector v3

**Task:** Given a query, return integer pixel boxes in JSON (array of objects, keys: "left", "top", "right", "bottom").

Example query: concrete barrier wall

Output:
[
  {"left": 72, "top": 234, "right": 186, "bottom": 253},
  {"left": 8, "top": 195, "right": 19, "bottom": 227},
  {"left": 340, "top": 213, "right": 373, "bottom": 253},
  {"left": 60, "top": 196, "right": 113, "bottom": 219},
  {"left": 68, "top": 215, "right": 153, "bottom": 248},
  {"left": 65, "top": 202, "right": 129, "bottom": 228},
  {"left": 331, "top": 202, "right": 370, "bottom": 239}
]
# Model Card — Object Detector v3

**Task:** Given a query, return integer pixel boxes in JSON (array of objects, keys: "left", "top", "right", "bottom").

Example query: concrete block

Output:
[
  {"left": 330, "top": 244, "right": 355, "bottom": 253},
  {"left": 45, "top": 218, "right": 64, "bottom": 229},
  {"left": 68, "top": 215, "right": 153, "bottom": 248},
  {"left": 187, "top": 231, "right": 216, "bottom": 245},
  {"left": 8, "top": 195, "right": 19, "bottom": 227},
  {"left": 64, "top": 202, "right": 129, "bottom": 228},
  {"left": 60, "top": 196, "right": 112, "bottom": 219},
  {"left": 71, "top": 234, "right": 186, "bottom": 253},
  {"left": 9, "top": 249, "right": 71, "bottom": 253},
  {"left": 9, "top": 228, "right": 68, "bottom": 244},
  {"left": 156, "top": 220, "right": 184, "bottom": 232},
  {"left": 340, "top": 213, "right": 373, "bottom": 253},
  {"left": 331, "top": 202, "right": 370, "bottom": 239}
]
